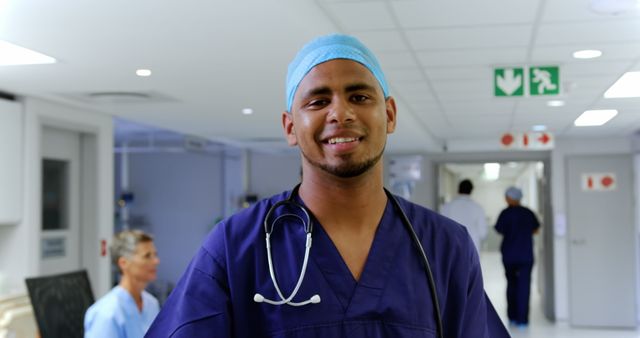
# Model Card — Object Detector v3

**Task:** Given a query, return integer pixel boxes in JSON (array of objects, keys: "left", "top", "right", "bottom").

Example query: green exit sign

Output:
[
  {"left": 529, "top": 66, "right": 560, "bottom": 96},
  {"left": 494, "top": 66, "right": 560, "bottom": 97}
]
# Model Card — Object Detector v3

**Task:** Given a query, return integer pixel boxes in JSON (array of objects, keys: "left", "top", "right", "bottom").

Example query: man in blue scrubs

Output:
[
  {"left": 146, "top": 34, "right": 509, "bottom": 338},
  {"left": 495, "top": 187, "right": 540, "bottom": 328}
]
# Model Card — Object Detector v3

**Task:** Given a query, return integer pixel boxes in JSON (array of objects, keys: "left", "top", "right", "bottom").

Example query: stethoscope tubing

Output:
[
  {"left": 257, "top": 184, "right": 443, "bottom": 338},
  {"left": 384, "top": 188, "right": 444, "bottom": 338}
]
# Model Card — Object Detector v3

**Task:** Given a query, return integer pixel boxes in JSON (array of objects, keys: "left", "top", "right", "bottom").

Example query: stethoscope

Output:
[{"left": 253, "top": 184, "right": 444, "bottom": 338}]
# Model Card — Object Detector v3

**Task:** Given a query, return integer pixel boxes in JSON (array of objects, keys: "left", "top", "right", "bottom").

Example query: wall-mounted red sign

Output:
[
  {"left": 582, "top": 173, "right": 617, "bottom": 191},
  {"left": 500, "top": 132, "right": 553, "bottom": 150}
]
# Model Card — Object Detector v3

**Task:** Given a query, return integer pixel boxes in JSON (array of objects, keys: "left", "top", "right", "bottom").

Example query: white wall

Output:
[
  {"left": 399, "top": 155, "right": 437, "bottom": 209},
  {"left": 118, "top": 151, "right": 225, "bottom": 285},
  {"left": 248, "top": 151, "right": 301, "bottom": 199},
  {"left": 437, "top": 166, "right": 457, "bottom": 210},
  {"left": 0, "top": 99, "right": 25, "bottom": 295},
  {"left": 0, "top": 97, "right": 113, "bottom": 297},
  {"left": 515, "top": 163, "right": 540, "bottom": 213},
  {"left": 634, "top": 153, "right": 640, "bottom": 323},
  {"left": 223, "top": 147, "right": 245, "bottom": 218},
  {"left": 0, "top": 99, "right": 23, "bottom": 226},
  {"left": 550, "top": 136, "right": 633, "bottom": 321}
]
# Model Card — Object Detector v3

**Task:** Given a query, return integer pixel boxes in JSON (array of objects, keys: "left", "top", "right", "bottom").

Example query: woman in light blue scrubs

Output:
[{"left": 84, "top": 230, "right": 160, "bottom": 338}]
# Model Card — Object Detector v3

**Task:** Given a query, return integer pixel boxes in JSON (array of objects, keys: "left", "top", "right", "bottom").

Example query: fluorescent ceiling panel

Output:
[
  {"left": 574, "top": 109, "right": 618, "bottom": 126},
  {"left": 0, "top": 40, "right": 56, "bottom": 66},
  {"left": 604, "top": 71, "right": 640, "bottom": 98}
]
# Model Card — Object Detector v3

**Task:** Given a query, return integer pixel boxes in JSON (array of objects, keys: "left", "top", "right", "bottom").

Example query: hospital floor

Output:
[{"left": 480, "top": 251, "right": 640, "bottom": 338}]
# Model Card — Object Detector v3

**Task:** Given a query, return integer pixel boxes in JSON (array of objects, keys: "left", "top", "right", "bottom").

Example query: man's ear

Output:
[
  {"left": 282, "top": 112, "right": 298, "bottom": 146},
  {"left": 385, "top": 97, "right": 397, "bottom": 134}
]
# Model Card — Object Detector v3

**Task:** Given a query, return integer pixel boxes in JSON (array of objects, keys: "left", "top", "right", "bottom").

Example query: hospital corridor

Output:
[
  {"left": 482, "top": 251, "right": 640, "bottom": 338},
  {"left": 2, "top": 0, "right": 640, "bottom": 337}
]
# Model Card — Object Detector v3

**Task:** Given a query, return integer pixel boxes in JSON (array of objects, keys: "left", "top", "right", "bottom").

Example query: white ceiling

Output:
[{"left": 1, "top": 0, "right": 640, "bottom": 153}]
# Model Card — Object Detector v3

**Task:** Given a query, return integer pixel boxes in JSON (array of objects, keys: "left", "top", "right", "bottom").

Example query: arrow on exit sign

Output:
[{"left": 495, "top": 67, "right": 524, "bottom": 97}]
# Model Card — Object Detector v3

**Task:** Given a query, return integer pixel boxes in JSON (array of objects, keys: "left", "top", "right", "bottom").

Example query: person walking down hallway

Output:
[
  {"left": 441, "top": 179, "right": 488, "bottom": 253},
  {"left": 495, "top": 187, "right": 540, "bottom": 329}
]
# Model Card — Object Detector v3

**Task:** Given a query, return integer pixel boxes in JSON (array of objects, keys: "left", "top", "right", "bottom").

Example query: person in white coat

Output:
[{"left": 442, "top": 179, "right": 488, "bottom": 253}]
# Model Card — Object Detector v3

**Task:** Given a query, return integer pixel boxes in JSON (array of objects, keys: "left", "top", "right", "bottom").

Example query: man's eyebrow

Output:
[
  {"left": 345, "top": 83, "right": 377, "bottom": 93},
  {"left": 302, "top": 83, "right": 377, "bottom": 98},
  {"left": 301, "top": 86, "right": 332, "bottom": 99}
]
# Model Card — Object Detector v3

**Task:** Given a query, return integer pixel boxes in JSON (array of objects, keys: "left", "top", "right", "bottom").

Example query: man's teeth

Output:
[{"left": 328, "top": 137, "right": 357, "bottom": 144}]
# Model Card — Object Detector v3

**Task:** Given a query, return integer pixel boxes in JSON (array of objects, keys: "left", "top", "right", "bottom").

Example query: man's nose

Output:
[{"left": 327, "top": 97, "right": 355, "bottom": 123}]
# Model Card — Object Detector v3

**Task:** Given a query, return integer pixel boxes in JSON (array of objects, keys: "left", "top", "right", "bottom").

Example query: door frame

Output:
[
  {"left": 428, "top": 150, "right": 555, "bottom": 321},
  {"left": 40, "top": 126, "right": 82, "bottom": 275},
  {"left": 34, "top": 113, "right": 107, "bottom": 294}
]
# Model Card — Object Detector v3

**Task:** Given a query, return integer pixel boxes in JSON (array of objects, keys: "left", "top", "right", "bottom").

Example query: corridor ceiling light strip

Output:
[
  {"left": 574, "top": 109, "right": 618, "bottom": 127},
  {"left": 483, "top": 163, "right": 500, "bottom": 181},
  {"left": 604, "top": 71, "right": 640, "bottom": 98},
  {"left": 0, "top": 40, "right": 56, "bottom": 66}
]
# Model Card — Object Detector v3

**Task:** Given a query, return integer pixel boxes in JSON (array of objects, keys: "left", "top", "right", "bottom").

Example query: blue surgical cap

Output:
[
  {"left": 505, "top": 186, "right": 523, "bottom": 201},
  {"left": 285, "top": 34, "right": 389, "bottom": 112}
]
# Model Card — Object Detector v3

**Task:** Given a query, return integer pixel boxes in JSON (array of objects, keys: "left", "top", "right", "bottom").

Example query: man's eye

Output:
[
  {"left": 352, "top": 95, "right": 369, "bottom": 103},
  {"left": 308, "top": 99, "right": 329, "bottom": 107}
]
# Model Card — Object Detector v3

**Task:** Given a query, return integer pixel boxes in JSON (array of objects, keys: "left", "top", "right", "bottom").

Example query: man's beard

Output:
[{"left": 300, "top": 146, "right": 384, "bottom": 178}]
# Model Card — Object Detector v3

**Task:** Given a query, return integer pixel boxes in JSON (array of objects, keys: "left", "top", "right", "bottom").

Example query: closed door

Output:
[
  {"left": 40, "top": 126, "right": 81, "bottom": 275},
  {"left": 566, "top": 154, "right": 636, "bottom": 327}
]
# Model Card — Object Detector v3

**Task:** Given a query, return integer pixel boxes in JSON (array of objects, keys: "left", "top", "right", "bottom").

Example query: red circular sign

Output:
[
  {"left": 501, "top": 133, "right": 514, "bottom": 146},
  {"left": 601, "top": 176, "right": 614, "bottom": 187}
]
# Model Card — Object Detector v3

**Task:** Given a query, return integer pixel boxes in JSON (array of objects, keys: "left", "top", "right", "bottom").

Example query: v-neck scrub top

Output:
[
  {"left": 84, "top": 286, "right": 159, "bottom": 338},
  {"left": 146, "top": 190, "right": 508, "bottom": 337}
]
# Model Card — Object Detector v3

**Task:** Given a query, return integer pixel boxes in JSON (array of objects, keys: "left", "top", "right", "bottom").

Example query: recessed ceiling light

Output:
[
  {"left": 0, "top": 40, "right": 56, "bottom": 66},
  {"left": 574, "top": 109, "right": 618, "bottom": 127},
  {"left": 572, "top": 49, "right": 602, "bottom": 59},
  {"left": 547, "top": 100, "right": 565, "bottom": 107},
  {"left": 242, "top": 108, "right": 253, "bottom": 115},
  {"left": 604, "top": 71, "right": 640, "bottom": 98},
  {"left": 532, "top": 125, "right": 547, "bottom": 131},
  {"left": 136, "top": 69, "right": 152, "bottom": 77}
]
